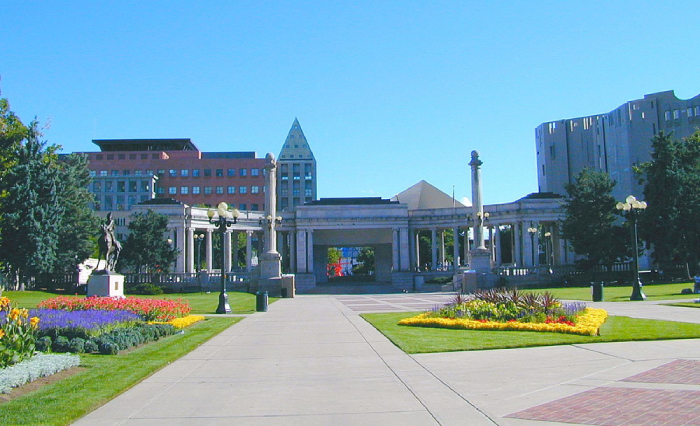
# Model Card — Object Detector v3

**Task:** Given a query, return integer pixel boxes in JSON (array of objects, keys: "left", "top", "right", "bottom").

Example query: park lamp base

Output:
[
  {"left": 216, "top": 291, "right": 232, "bottom": 314},
  {"left": 630, "top": 280, "right": 647, "bottom": 301}
]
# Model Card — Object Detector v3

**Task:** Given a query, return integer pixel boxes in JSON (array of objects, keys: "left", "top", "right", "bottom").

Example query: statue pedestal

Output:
[
  {"left": 87, "top": 271, "right": 125, "bottom": 298},
  {"left": 469, "top": 248, "right": 493, "bottom": 273},
  {"left": 259, "top": 251, "right": 282, "bottom": 280}
]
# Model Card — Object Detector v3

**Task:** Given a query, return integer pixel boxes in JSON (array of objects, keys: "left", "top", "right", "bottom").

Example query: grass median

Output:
[
  {"left": 0, "top": 316, "right": 241, "bottom": 426},
  {"left": 523, "top": 282, "right": 695, "bottom": 302},
  {"left": 362, "top": 311, "right": 700, "bottom": 353}
]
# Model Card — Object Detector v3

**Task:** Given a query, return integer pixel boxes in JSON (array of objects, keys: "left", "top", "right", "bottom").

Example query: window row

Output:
[
  {"left": 93, "top": 194, "right": 151, "bottom": 211},
  {"left": 664, "top": 106, "right": 700, "bottom": 121},
  {"left": 93, "top": 181, "right": 152, "bottom": 193},
  {"left": 91, "top": 168, "right": 262, "bottom": 178},
  {"left": 157, "top": 185, "right": 262, "bottom": 195}
]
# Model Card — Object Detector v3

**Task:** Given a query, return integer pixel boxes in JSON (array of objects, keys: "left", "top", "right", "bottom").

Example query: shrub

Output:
[
  {"left": 52, "top": 336, "right": 71, "bottom": 353},
  {"left": 36, "top": 336, "right": 52, "bottom": 352},
  {"left": 0, "top": 353, "right": 80, "bottom": 394},
  {"left": 128, "top": 283, "right": 164, "bottom": 295},
  {"left": 69, "top": 337, "right": 86, "bottom": 353},
  {"left": 84, "top": 339, "right": 98, "bottom": 353},
  {"left": 98, "top": 341, "right": 118, "bottom": 355}
]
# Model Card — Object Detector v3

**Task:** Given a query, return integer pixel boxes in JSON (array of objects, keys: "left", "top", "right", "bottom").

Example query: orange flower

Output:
[{"left": 0, "top": 329, "right": 5, "bottom": 339}]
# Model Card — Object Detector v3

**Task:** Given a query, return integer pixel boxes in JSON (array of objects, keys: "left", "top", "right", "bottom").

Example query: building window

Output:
[
  {"left": 251, "top": 186, "right": 259, "bottom": 194},
  {"left": 111, "top": 170, "right": 119, "bottom": 176},
  {"left": 240, "top": 169, "right": 247, "bottom": 177},
  {"left": 117, "top": 181, "right": 126, "bottom": 192},
  {"left": 227, "top": 186, "right": 235, "bottom": 194},
  {"left": 129, "top": 181, "right": 137, "bottom": 192},
  {"left": 227, "top": 169, "right": 235, "bottom": 177},
  {"left": 688, "top": 108, "right": 694, "bottom": 118},
  {"left": 181, "top": 169, "right": 189, "bottom": 177},
  {"left": 100, "top": 170, "right": 107, "bottom": 176},
  {"left": 193, "top": 169, "right": 200, "bottom": 177},
  {"left": 216, "top": 186, "right": 223, "bottom": 194},
  {"left": 281, "top": 187, "right": 288, "bottom": 196},
  {"left": 695, "top": 106, "right": 700, "bottom": 116},
  {"left": 141, "top": 154, "right": 148, "bottom": 160},
  {"left": 93, "top": 182, "right": 102, "bottom": 192},
  {"left": 169, "top": 169, "right": 177, "bottom": 177},
  {"left": 239, "top": 204, "right": 247, "bottom": 210},
  {"left": 673, "top": 109, "right": 681, "bottom": 120},
  {"left": 251, "top": 204, "right": 259, "bottom": 211},
  {"left": 549, "top": 145, "right": 556, "bottom": 159},
  {"left": 216, "top": 169, "right": 223, "bottom": 177},
  {"left": 134, "top": 170, "right": 142, "bottom": 176},
  {"left": 105, "top": 181, "right": 113, "bottom": 192},
  {"left": 239, "top": 186, "right": 247, "bottom": 194},
  {"left": 104, "top": 196, "right": 113, "bottom": 210},
  {"left": 122, "top": 170, "right": 130, "bottom": 176},
  {"left": 140, "top": 181, "right": 150, "bottom": 192},
  {"left": 181, "top": 187, "right": 189, "bottom": 194},
  {"left": 204, "top": 186, "right": 212, "bottom": 194},
  {"left": 204, "top": 169, "right": 212, "bottom": 177},
  {"left": 157, "top": 169, "right": 165, "bottom": 176},
  {"left": 193, "top": 186, "right": 200, "bottom": 194},
  {"left": 169, "top": 187, "right": 177, "bottom": 195},
  {"left": 118, "top": 154, "right": 125, "bottom": 160},
  {"left": 157, "top": 187, "right": 164, "bottom": 195},
  {"left": 305, "top": 188, "right": 313, "bottom": 196},
  {"left": 89, "top": 170, "right": 97, "bottom": 177},
  {"left": 665, "top": 111, "right": 672, "bottom": 121},
  {"left": 251, "top": 168, "right": 259, "bottom": 176}
]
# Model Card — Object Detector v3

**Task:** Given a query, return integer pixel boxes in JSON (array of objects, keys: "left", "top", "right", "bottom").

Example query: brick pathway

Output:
[{"left": 508, "top": 359, "right": 700, "bottom": 425}]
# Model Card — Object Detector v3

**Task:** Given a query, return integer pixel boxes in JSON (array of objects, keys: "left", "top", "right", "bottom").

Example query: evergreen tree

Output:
[
  {"left": 562, "top": 168, "right": 627, "bottom": 268},
  {"left": 637, "top": 131, "right": 700, "bottom": 274},
  {"left": 118, "top": 210, "right": 179, "bottom": 274},
  {"left": 54, "top": 153, "right": 101, "bottom": 273},
  {"left": 0, "top": 123, "right": 64, "bottom": 288}
]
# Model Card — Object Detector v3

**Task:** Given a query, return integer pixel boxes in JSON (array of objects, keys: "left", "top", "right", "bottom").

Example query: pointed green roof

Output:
[
  {"left": 392, "top": 180, "right": 470, "bottom": 210},
  {"left": 279, "top": 118, "right": 315, "bottom": 161}
]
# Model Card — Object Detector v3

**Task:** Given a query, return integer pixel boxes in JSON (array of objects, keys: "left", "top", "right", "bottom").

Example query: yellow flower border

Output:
[
  {"left": 150, "top": 315, "right": 205, "bottom": 329},
  {"left": 398, "top": 307, "right": 608, "bottom": 336}
]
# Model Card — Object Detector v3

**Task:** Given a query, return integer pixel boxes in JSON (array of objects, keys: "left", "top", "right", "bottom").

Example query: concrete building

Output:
[
  {"left": 536, "top": 90, "right": 700, "bottom": 201},
  {"left": 277, "top": 118, "right": 317, "bottom": 212}
]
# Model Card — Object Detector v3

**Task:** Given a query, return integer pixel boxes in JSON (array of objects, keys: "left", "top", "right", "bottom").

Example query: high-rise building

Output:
[
  {"left": 536, "top": 90, "right": 700, "bottom": 201},
  {"left": 277, "top": 118, "right": 317, "bottom": 211}
]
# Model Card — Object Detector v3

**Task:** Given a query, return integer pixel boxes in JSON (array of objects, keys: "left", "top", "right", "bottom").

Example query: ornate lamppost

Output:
[
  {"left": 527, "top": 226, "right": 538, "bottom": 266},
  {"left": 544, "top": 231, "right": 552, "bottom": 266},
  {"left": 207, "top": 202, "right": 240, "bottom": 314},
  {"left": 616, "top": 195, "right": 648, "bottom": 301}
]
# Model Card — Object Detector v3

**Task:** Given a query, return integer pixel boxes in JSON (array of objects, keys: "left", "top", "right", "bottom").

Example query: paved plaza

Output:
[{"left": 72, "top": 294, "right": 700, "bottom": 426}]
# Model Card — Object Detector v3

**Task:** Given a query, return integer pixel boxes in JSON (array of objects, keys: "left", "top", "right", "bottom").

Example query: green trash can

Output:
[
  {"left": 591, "top": 282, "right": 604, "bottom": 302},
  {"left": 256, "top": 291, "right": 268, "bottom": 312}
]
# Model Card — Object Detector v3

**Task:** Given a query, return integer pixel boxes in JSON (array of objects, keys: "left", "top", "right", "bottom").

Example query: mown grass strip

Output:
[
  {"left": 362, "top": 311, "right": 700, "bottom": 354},
  {"left": 0, "top": 316, "right": 240, "bottom": 426},
  {"left": 522, "top": 282, "right": 695, "bottom": 302}
]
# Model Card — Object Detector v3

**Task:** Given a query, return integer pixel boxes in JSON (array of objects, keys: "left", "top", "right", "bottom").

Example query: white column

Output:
[
  {"left": 489, "top": 226, "right": 495, "bottom": 260},
  {"left": 290, "top": 231, "right": 297, "bottom": 273},
  {"left": 453, "top": 226, "right": 460, "bottom": 270},
  {"left": 186, "top": 227, "right": 195, "bottom": 273},
  {"left": 399, "top": 227, "right": 410, "bottom": 271},
  {"left": 307, "top": 230, "right": 314, "bottom": 274},
  {"left": 392, "top": 228, "right": 400, "bottom": 271},
  {"left": 246, "top": 230, "right": 254, "bottom": 272},
  {"left": 463, "top": 227, "right": 469, "bottom": 265},
  {"left": 495, "top": 226, "right": 502, "bottom": 266},
  {"left": 223, "top": 231, "right": 232, "bottom": 272},
  {"left": 513, "top": 222, "right": 522, "bottom": 267},
  {"left": 430, "top": 228, "right": 437, "bottom": 270},
  {"left": 231, "top": 231, "right": 238, "bottom": 270},
  {"left": 296, "top": 230, "right": 307, "bottom": 273},
  {"left": 205, "top": 229, "right": 213, "bottom": 272},
  {"left": 411, "top": 230, "right": 419, "bottom": 271},
  {"left": 175, "top": 226, "right": 185, "bottom": 273},
  {"left": 440, "top": 230, "right": 446, "bottom": 269}
]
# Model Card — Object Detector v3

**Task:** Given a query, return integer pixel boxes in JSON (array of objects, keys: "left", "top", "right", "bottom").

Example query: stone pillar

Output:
[
  {"left": 205, "top": 229, "right": 213, "bottom": 272},
  {"left": 440, "top": 230, "right": 446, "bottom": 269},
  {"left": 307, "top": 230, "right": 314, "bottom": 274},
  {"left": 231, "top": 231, "right": 238, "bottom": 270},
  {"left": 513, "top": 222, "right": 521, "bottom": 266},
  {"left": 399, "top": 227, "right": 410, "bottom": 271},
  {"left": 175, "top": 226, "right": 185, "bottom": 273},
  {"left": 289, "top": 231, "right": 297, "bottom": 273},
  {"left": 246, "top": 230, "right": 254, "bottom": 273},
  {"left": 296, "top": 230, "right": 307, "bottom": 273},
  {"left": 392, "top": 228, "right": 400, "bottom": 271},
  {"left": 186, "top": 227, "right": 195, "bottom": 273},
  {"left": 411, "top": 230, "right": 418, "bottom": 271},
  {"left": 468, "top": 150, "right": 492, "bottom": 272},
  {"left": 223, "top": 231, "right": 232, "bottom": 272},
  {"left": 259, "top": 153, "right": 282, "bottom": 281},
  {"left": 453, "top": 226, "right": 460, "bottom": 270},
  {"left": 495, "top": 226, "right": 502, "bottom": 266},
  {"left": 431, "top": 228, "right": 438, "bottom": 271}
]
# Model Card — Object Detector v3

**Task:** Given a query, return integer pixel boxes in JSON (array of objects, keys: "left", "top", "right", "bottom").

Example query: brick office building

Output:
[{"left": 81, "top": 138, "right": 268, "bottom": 212}]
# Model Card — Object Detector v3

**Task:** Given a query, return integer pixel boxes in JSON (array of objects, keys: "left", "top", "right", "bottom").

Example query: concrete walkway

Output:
[{"left": 73, "top": 296, "right": 700, "bottom": 426}]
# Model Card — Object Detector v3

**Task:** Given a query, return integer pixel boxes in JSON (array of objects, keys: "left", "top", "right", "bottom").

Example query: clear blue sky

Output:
[{"left": 2, "top": 1, "right": 699, "bottom": 205}]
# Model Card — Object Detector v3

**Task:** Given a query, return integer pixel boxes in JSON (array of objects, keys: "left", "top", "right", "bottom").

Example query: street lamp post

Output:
[
  {"left": 616, "top": 195, "right": 648, "bottom": 301},
  {"left": 527, "top": 226, "right": 538, "bottom": 267},
  {"left": 207, "top": 202, "right": 240, "bottom": 314},
  {"left": 544, "top": 231, "right": 552, "bottom": 266}
]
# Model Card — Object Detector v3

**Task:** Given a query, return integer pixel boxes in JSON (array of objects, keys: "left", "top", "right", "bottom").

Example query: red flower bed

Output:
[{"left": 38, "top": 296, "right": 190, "bottom": 321}]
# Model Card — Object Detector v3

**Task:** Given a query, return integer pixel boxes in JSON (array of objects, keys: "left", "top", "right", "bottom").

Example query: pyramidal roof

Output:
[
  {"left": 392, "top": 180, "right": 470, "bottom": 210},
  {"left": 279, "top": 118, "right": 315, "bottom": 161}
]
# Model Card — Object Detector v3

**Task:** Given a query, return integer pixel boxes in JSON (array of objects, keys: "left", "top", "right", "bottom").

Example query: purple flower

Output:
[
  {"left": 561, "top": 302, "right": 587, "bottom": 316},
  {"left": 30, "top": 309, "right": 141, "bottom": 337}
]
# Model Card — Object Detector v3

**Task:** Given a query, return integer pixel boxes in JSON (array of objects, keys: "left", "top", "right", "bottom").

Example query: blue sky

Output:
[{"left": 2, "top": 1, "right": 699, "bottom": 205}]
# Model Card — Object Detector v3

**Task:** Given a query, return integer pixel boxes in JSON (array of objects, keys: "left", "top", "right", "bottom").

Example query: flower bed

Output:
[
  {"left": 398, "top": 289, "right": 608, "bottom": 336},
  {"left": 151, "top": 315, "right": 205, "bottom": 329},
  {"left": 0, "top": 297, "right": 41, "bottom": 368},
  {"left": 31, "top": 309, "right": 142, "bottom": 339},
  {"left": 38, "top": 296, "right": 190, "bottom": 321}
]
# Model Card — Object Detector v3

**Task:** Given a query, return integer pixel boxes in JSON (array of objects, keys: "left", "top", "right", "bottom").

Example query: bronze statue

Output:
[{"left": 97, "top": 213, "right": 122, "bottom": 271}]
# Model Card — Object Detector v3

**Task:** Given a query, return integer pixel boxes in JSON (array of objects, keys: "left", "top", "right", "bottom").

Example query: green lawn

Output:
[
  {"left": 3, "top": 290, "right": 275, "bottom": 314},
  {"left": 524, "top": 282, "right": 696, "bottom": 302},
  {"left": 362, "top": 311, "right": 700, "bottom": 353},
  {"left": 0, "top": 316, "right": 241, "bottom": 426}
]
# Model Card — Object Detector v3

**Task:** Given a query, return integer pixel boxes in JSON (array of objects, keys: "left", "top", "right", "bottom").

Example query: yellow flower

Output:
[
  {"left": 30, "top": 317, "right": 40, "bottom": 328},
  {"left": 0, "top": 329, "right": 5, "bottom": 339},
  {"left": 0, "top": 296, "right": 10, "bottom": 309},
  {"left": 149, "top": 315, "right": 205, "bottom": 329},
  {"left": 9, "top": 308, "right": 21, "bottom": 321}
]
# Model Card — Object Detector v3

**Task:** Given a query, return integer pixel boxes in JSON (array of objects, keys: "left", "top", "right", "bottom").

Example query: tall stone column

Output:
[
  {"left": 513, "top": 222, "right": 522, "bottom": 266},
  {"left": 431, "top": 228, "right": 438, "bottom": 271},
  {"left": 296, "top": 230, "right": 307, "bottom": 273},
  {"left": 469, "top": 150, "right": 493, "bottom": 273},
  {"left": 453, "top": 226, "right": 460, "bottom": 270},
  {"left": 246, "top": 230, "right": 254, "bottom": 273},
  {"left": 392, "top": 228, "right": 400, "bottom": 271},
  {"left": 399, "top": 227, "right": 410, "bottom": 271},
  {"left": 175, "top": 226, "right": 185, "bottom": 273},
  {"left": 259, "top": 153, "right": 282, "bottom": 280},
  {"left": 186, "top": 227, "right": 195, "bottom": 273}
]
